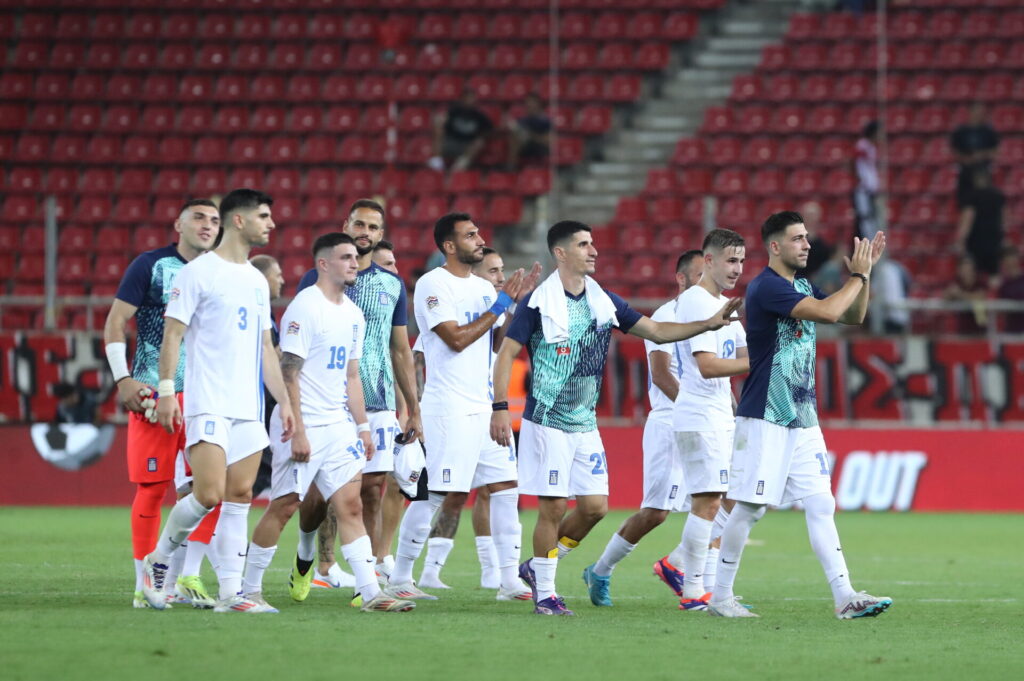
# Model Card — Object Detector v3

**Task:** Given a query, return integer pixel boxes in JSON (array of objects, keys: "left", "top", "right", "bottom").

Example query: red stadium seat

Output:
[
  {"left": 133, "top": 226, "right": 165, "bottom": 252},
  {"left": 51, "top": 135, "right": 88, "bottom": 164},
  {"left": 95, "top": 254, "right": 131, "bottom": 285},
  {"left": 672, "top": 138, "right": 707, "bottom": 166},
  {"left": 154, "top": 169, "right": 189, "bottom": 197},
  {"left": 80, "top": 169, "right": 116, "bottom": 195},
  {"left": 708, "top": 136, "right": 742, "bottom": 166},
  {"left": 179, "top": 105, "right": 215, "bottom": 134},
  {"left": 95, "top": 227, "right": 131, "bottom": 254},
  {"left": 44, "top": 168, "right": 76, "bottom": 195},
  {"left": 112, "top": 198, "right": 151, "bottom": 225},
  {"left": 192, "top": 168, "right": 226, "bottom": 196},
  {"left": 643, "top": 168, "right": 677, "bottom": 196},
  {"left": 614, "top": 197, "right": 648, "bottom": 223},
  {"left": 234, "top": 44, "right": 268, "bottom": 72}
]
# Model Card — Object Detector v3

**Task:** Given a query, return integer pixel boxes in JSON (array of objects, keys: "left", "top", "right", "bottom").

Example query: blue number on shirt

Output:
[
  {"left": 814, "top": 452, "right": 830, "bottom": 476},
  {"left": 589, "top": 451, "right": 607, "bottom": 475},
  {"left": 327, "top": 345, "right": 347, "bottom": 370},
  {"left": 237, "top": 307, "right": 248, "bottom": 330},
  {"left": 375, "top": 427, "right": 386, "bottom": 451},
  {"left": 464, "top": 311, "right": 481, "bottom": 324},
  {"left": 347, "top": 443, "right": 362, "bottom": 460}
]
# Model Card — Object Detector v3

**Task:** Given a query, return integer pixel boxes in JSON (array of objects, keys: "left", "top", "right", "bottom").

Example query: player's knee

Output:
[
  {"left": 443, "top": 491, "right": 469, "bottom": 509},
  {"left": 641, "top": 508, "right": 669, "bottom": 527},
  {"left": 193, "top": 488, "right": 223, "bottom": 508}
]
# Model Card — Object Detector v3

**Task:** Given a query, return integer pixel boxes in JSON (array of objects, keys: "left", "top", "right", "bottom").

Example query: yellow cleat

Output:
[{"left": 289, "top": 556, "right": 313, "bottom": 602}]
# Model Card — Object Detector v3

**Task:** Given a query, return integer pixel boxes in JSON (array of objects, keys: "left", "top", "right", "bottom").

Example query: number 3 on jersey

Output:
[
  {"left": 327, "top": 345, "right": 347, "bottom": 370},
  {"left": 237, "top": 306, "right": 247, "bottom": 330}
]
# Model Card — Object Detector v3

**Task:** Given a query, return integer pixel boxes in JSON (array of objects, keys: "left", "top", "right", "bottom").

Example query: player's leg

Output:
[
  {"left": 360, "top": 472, "right": 387, "bottom": 557},
  {"left": 376, "top": 476, "right": 404, "bottom": 578},
  {"left": 243, "top": 492, "right": 300, "bottom": 598},
  {"left": 314, "top": 492, "right": 338, "bottom": 578},
  {"left": 175, "top": 503, "right": 219, "bottom": 608},
  {"left": 386, "top": 495, "right": 442, "bottom": 599},
  {"left": 701, "top": 497, "right": 734, "bottom": 592},
  {"left": 361, "top": 411, "right": 399, "bottom": 560},
  {"left": 475, "top": 426, "right": 529, "bottom": 601},
  {"left": 419, "top": 491, "right": 467, "bottom": 589},
  {"left": 294, "top": 486, "right": 330, "bottom": 599},
  {"left": 472, "top": 486, "right": 500, "bottom": 589}
]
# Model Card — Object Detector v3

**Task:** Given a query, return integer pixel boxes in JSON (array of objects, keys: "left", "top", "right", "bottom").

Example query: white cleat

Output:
[
  {"left": 133, "top": 590, "right": 173, "bottom": 609},
  {"left": 496, "top": 581, "right": 533, "bottom": 601},
  {"left": 214, "top": 593, "right": 279, "bottom": 613},
  {"left": 360, "top": 593, "right": 416, "bottom": 612},
  {"left": 708, "top": 596, "right": 760, "bottom": 618},
  {"left": 311, "top": 563, "right": 356, "bottom": 589},
  {"left": 418, "top": 574, "right": 451, "bottom": 590},
  {"left": 385, "top": 581, "right": 438, "bottom": 601},
  {"left": 835, "top": 591, "right": 893, "bottom": 619},
  {"left": 140, "top": 554, "right": 170, "bottom": 610}
]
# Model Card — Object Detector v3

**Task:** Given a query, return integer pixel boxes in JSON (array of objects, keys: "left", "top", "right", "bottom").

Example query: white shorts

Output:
[
  {"left": 423, "top": 412, "right": 517, "bottom": 493},
  {"left": 269, "top": 418, "right": 364, "bottom": 502},
  {"left": 173, "top": 451, "right": 191, "bottom": 495},
  {"left": 641, "top": 418, "right": 690, "bottom": 512},
  {"left": 676, "top": 428, "right": 734, "bottom": 496},
  {"left": 363, "top": 411, "right": 400, "bottom": 474},
  {"left": 518, "top": 420, "right": 609, "bottom": 498},
  {"left": 185, "top": 414, "right": 269, "bottom": 466},
  {"left": 728, "top": 416, "right": 832, "bottom": 506}
]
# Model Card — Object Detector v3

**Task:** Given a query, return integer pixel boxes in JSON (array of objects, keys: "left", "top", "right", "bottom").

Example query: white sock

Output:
[
  {"left": 681, "top": 515, "right": 714, "bottom": 598},
  {"left": 711, "top": 502, "right": 765, "bottom": 604},
  {"left": 296, "top": 528, "right": 317, "bottom": 563},
  {"left": 242, "top": 544, "right": 277, "bottom": 595},
  {"left": 165, "top": 541, "right": 185, "bottom": 588},
  {"left": 703, "top": 547, "right": 719, "bottom": 593},
  {"left": 667, "top": 530, "right": 687, "bottom": 569},
  {"left": 803, "top": 492, "right": 856, "bottom": 605},
  {"left": 489, "top": 488, "right": 524, "bottom": 589},
  {"left": 213, "top": 501, "right": 250, "bottom": 600},
  {"left": 711, "top": 506, "right": 730, "bottom": 543},
  {"left": 182, "top": 540, "right": 207, "bottom": 577},
  {"left": 342, "top": 535, "right": 381, "bottom": 601},
  {"left": 391, "top": 495, "right": 441, "bottom": 584},
  {"left": 593, "top": 533, "right": 635, "bottom": 577},
  {"left": 134, "top": 558, "right": 144, "bottom": 591},
  {"left": 154, "top": 494, "right": 211, "bottom": 560},
  {"left": 532, "top": 556, "right": 558, "bottom": 602},
  {"left": 556, "top": 537, "right": 578, "bottom": 560},
  {"left": 475, "top": 536, "right": 499, "bottom": 586},
  {"left": 421, "top": 537, "right": 455, "bottom": 583},
  {"left": 376, "top": 554, "right": 394, "bottom": 577}
]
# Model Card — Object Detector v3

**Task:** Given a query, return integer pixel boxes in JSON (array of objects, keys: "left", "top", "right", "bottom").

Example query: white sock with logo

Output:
[
  {"left": 420, "top": 537, "right": 454, "bottom": 584},
  {"left": 593, "top": 533, "right": 635, "bottom": 577},
  {"left": 489, "top": 488, "right": 524, "bottom": 590},
  {"left": 391, "top": 495, "right": 442, "bottom": 585},
  {"left": 343, "top": 535, "right": 381, "bottom": 601},
  {"left": 532, "top": 556, "right": 558, "bottom": 602},
  {"left": 803, "top": 492, "right": 856, "bottom": 605},
  {"left": 681, "top": 515, "right": 714, "bottom": 599},
  {"left": 154, "top": 494, "right": 211, "bottom": 561},
  {"left": 475, "top": 536, "right": 499, "bottom": 588},
  {"left": 182, "top": 538, "right": 207, "bottom": 578},
  {"left": 213, "top": 501, "right": 250, "bottom": 600},
  {"left": 242, "top": 543, "right": 277, "bottom": 595},
  {"left": 711, "top": 502, "right": 765, "bottom": 604}
]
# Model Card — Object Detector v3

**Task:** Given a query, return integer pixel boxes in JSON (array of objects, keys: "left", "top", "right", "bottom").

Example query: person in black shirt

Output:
[
  {"left": 956, "top": 170, "right": 1005, "bottom": 276},
  {"left": 429, "top": 88, "right": 493, "bottom": 172},
  {"left": 250, "top": 255, "right": 285, "bottom": 497},
  {"left": 507, "top": 93, "right": 551, "bottom": 169},
  {"left": 951, "top": 103, "right": 1000, "bottom": 207}
]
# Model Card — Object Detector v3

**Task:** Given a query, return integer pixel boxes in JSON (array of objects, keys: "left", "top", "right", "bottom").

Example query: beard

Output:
[
  {"left": 456, "top": 248, "right": 484, "bottom": 265},
  {"left": 355, "top": 242, "right": 373, "bottom": 256}
]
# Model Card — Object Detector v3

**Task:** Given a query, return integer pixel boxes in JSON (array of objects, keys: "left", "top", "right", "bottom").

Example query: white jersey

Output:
[
  {"left": 414, "top": 266, "right": 500, "bottom": 416},
  {"left": 643, "top": 298, "right": 681, "bottom": 425},
  {"left": 279, "top": 285, "right": 365, "bottom": 427},
  {"left": 165, "top": 252, "right": 271, "bottom": 421},
  {"left": 672, "top": 285, "right": 746, "bottom": 432}
]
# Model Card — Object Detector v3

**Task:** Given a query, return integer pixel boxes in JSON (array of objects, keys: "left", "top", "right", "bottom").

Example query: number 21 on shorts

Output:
[{"left": 589, "top": 451, "right": 607, "bottom": 475}]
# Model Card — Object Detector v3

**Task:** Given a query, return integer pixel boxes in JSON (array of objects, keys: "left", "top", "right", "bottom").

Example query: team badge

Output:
[
  {"left": 442, "top": 468, "right": 451, "bottom": 483},
  {"left": 204, "top": 420, "right": 215, "bottom": 436},
  {"left": 556, "top": 346, "right": 572, "bottom": 356},
  {"left": 147, "top": 457, "right": 157, "bottom": 472},
  {"left": 426, "top": 296, "right": 439, "bottom": 309},
  {"left": 669, "top": 485, "right": 678, "bottom": 499},
  {"left": 756, "top": 480, "right": 764, "bottom": 496},
  {"left": 720, "top": 469, "right": 728, "bottom": 484},
  {"left": 287, "top": 321, "right": 301, "bottom": 335},
  {"left": 549, "top": 470, "right": 559, "bottom": 485},
  {"left": 169, "top": 287, "right": 180, "bottom": 301},
  {"left": 409, "top": 470, "right": 420, "bottom": 483},
  {"left": 378, "top": 291, "right": 391, "bottom": 305}
]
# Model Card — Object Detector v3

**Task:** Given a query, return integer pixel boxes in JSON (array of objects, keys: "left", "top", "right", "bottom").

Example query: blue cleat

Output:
[
  {"left": 652, "top": 557, "right": 685, "bottom": 597},
  {"left": 534, "top": 595, "right": 575, "bottom": 616},
  {"left": 582, "top": 564, "right": 612, "bottom": 607},
  {"left": 519, "top": 559, "right": 538, "bottom": 603}
]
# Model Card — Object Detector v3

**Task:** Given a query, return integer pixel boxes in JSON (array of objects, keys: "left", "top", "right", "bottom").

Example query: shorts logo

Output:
[
  {"left": 378, "top": 292, "right": 391, "bottom": 305},
  {"left": 426, "top": 296, "right": 439, "bottom": 310},
  {"left": 548, "top": 470, "right": 559, "bottom": 485},
  {"left": 720, "top": 469, "right": 728, "bottom": 484},
  {"left": 292, "top": 468, "right": 298, "bottom": 482},
  {"left": 556, "top": 346, "right": 571, "bottom": 356},
  {"left": 669, "top": 484, "right": 678, "bottom": 499},
  {"left": 147, "top": 457, "right": 157, "bottom": 472},
  {"left": 169, "top": 287, "right": 180, "bottom": 301},
  {"left": 442, "top": 468, "right": 451, "bottom": 484},
  {"left": 204, "top": 420, "right": 215, "bottom": 436},
  {"left": 756, "top": 480, "right": 764, "bottom": 496},
  {"left": 287, "top": 321, "right": 301, "bottom": 335}
]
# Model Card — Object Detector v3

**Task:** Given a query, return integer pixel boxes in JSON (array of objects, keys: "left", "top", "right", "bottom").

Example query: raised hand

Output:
[
  {"left": 501, "top": 268, "right": 527, "bottom": 301},
  {"left": 515, "top": 262, "right": 544, "bottom": 302},
  {"left": 705, "top": 297, "right": 743, "bottom": 330},
  {"left": 843, "top": 236, "right": 873, "bottom": 277},
  {"left": 869, "top": 230, "right": 887, "bottom": 265}
]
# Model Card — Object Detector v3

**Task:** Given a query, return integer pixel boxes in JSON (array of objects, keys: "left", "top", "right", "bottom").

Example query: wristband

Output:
[
  {"left": 492, "top": 401, "right": 509, "bottom": 412},
  {"left": 488, "top": 291, "right": 515, "bottom": 317},
  {"left": 850, "top": 273, "right": 868, "bottom": 285},
  {"left": 357, "top": 423, "right": 370, "bottom": 434},
  {"left": 105, "top": 342, "right": 130, "bottom": 383},
  {"left": 157, "top": 379, "right": 175, "bottom": 398}
]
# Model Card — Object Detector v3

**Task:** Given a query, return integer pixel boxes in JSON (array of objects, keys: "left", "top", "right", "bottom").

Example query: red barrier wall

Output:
[{"left": 3, "top": 424, "right": 1022, "bottom": 511}]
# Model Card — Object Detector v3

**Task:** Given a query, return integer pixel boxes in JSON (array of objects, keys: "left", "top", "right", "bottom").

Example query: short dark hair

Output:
[
  {"left": 676, "top": 250, "right": 703, "bottom": 272},
  {"left": 702, "top": 228, "right": 745, "bottom": 253},
  {"left": 480, "top": 247, "right": 498, "bottom": 257},
  {"left": 219, "top": 189, "right": 273, "bottom": 226},
  {"left": 348, "top": 198, "right": 385, "bottom": 222},
  {"left": 179, "top": 198, "right": 217, "bottom": 216},
  {"left": 862, "top": 120, "right": 879, "bottom": 138},
  {"left": 434, "top": 212, "right": 472, "bottom": 252},
  {"left": 249, "top": 254, "right": 278, "bottom": 275},
  {"left": 761, "top": 211, "right": 804, "bottom": 245},
  {"left": 374, "top": 239, "right": 394, "bottom": 253},
  {"left": 311, "top": 232, "right": 356, "bottom": 260},
  {"left": 547, "top": 220, "right": 591, "bottom": 253}
]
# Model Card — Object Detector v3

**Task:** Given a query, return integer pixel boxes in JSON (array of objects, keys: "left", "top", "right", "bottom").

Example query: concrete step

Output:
[
  {"left": 661, "top": 81, "right": 733, "bottom": 102},
  {"left": 575, "top": 176, "right": 647, "bottom": 195},
  {"left": 617, "top": 129, "right": 686, "bottom": 147},
  {"left": 718, "top": 19, "right": 789, "bottom": 37},
  {"left": 631, "top": 113, "right": 694, "bottom": 132},
  {"left": 704, "top": 36, "right": 777, "bottom": 53},
  {"left": 563, "top": 194, "right": 619, "bottom": 211},
  {"left": 604, "top": 145, "right": 673, "bottom": 163},
  {"left": 588, "top": 161, "right": 651, "bottom": 178},
  {"left": 673, "top": 67, "right": 747, "bottom": 85},
  {"left": 693, "top": 51, "right": 762, "bottom": 69}
]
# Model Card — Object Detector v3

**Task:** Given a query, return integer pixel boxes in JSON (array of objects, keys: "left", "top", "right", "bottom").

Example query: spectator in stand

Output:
[
  {"left": 956, "top": 169, "right": 1006, "bottom": 276},
  {"left": 428, "top": 88, "right": 493, "bottom": 172},
  {"left": 951, "top": 103, "right": 1000, "bottom": 208},
  {"left": 853, "top": 120, "right": 881, "bottom": 239},
  {"left": 993, "top": 247, "right": 1024, "bottom": 333},
  {"left": 871, "top": 258, "right": 912, "bottom": 335},
  {"left": 506, "top": 93, "right": 551, "bottom": 170},
  {"left": 53, "top": 382, "right": 101, "bottom": 425},
  {"left": 799, "top": 200, "right": 833, "bottom": 279},
  {"left": 944, "top": 256, "right": 988, "bottom": 335}
]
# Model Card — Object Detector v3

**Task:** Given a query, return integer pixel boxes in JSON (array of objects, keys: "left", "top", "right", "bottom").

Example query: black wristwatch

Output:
[{"left": 850, "top": 273, "right": 868, "bottom": 285}]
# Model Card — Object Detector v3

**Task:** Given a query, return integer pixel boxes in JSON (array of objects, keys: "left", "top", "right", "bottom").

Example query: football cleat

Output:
[
  {"left": 496, "top": 581, "right": 533, "bottom": 601},
  {"left": 582, "top": 564, "right": 613, "bottom": 607},
  {"left": 385, "top": 581, "right": 438, "bottom": 601},
  {"left": 652, "top": 557, "right": 686, "bottom": 597},
  {"left": 707, "top": 596, "right": 760, "bottom": 618},
  {"left": 174, "top": 575, "right": 215, "bottom": 609},
  {"left": 140, "top": 554, "right": 170, "bottom": 610},
  {"left": 311, "top": 562, "right": 356, "bottom": 589},
  {"left": 534, "top": 595, "right": 575, "bottom": 616},
  {"left": 133, "top": 590, "right": 172, "bottom": 609},
  {"left": 214, "top": 593, "right": 279, "bottom": 613},
  {"left": 518, "top": 559, "right": 538, "bottom": 603},
  {"left": 360, "top": 594, "right": 416, "bottom": 613},
  {"left": 835, "top": 592, "right": 893, "bottom": 619},
  {"left": 289, "top": 555, "right": 314, "bottom": 602},
  {"left": 679, "top": 592, "right": 711, "bottom": 611}
]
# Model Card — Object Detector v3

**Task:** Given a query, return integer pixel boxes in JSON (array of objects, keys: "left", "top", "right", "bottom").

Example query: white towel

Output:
[{"left": 527, "top": 271, "right": 619, "bottom": 344}]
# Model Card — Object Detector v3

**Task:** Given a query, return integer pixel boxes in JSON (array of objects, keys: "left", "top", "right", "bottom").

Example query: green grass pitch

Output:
[{"left": 0, "top": 508, "right": 1019, "bottom": 681}]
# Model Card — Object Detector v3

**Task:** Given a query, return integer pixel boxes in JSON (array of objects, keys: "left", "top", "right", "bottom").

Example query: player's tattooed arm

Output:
[{"left": 279, "top": 351, "right": 307, "bottom": 459}]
